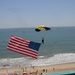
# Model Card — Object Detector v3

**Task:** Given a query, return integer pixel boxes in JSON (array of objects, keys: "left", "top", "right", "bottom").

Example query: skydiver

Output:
[{"left": 42, "top": 37, "right": 44, "bottom": 44}]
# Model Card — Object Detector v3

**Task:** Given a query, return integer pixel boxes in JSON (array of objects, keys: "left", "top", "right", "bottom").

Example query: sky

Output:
[{"left": 0, "top": 0, "right": 75, "bottom": 28}]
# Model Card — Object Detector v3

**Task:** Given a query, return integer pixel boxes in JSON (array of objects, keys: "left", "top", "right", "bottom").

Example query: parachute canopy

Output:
[{"left": 35, "top": 25, "right": 51, "bottom": 32}]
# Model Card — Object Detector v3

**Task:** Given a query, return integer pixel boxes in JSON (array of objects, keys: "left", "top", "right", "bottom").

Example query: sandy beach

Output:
[{"left": 0, "top": 62, "right": 75, "bottom": 75}]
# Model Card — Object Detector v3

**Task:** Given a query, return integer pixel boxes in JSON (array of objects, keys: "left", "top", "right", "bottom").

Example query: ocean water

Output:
[{"left": 0, "top": 27, "right": 75, "bottom": 67}]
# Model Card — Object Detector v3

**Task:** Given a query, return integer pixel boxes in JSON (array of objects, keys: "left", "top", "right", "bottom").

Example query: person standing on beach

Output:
[{"left": 42, "top": 37, "right": 44, "bottom": 44}]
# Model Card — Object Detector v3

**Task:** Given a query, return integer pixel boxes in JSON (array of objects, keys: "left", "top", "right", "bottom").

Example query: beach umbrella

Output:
[{"left": 22, "top": 72, "right": 28, "bottom": 75}]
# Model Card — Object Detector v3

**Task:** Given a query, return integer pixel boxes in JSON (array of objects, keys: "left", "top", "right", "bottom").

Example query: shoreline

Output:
[{"left": 0, "top": 62, "right": 75, "bottom": 75}]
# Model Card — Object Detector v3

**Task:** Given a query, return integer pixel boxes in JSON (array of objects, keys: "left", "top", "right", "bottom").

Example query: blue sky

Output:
[{"left": 0, "top": 0, "right": 75, "bottom": 28}]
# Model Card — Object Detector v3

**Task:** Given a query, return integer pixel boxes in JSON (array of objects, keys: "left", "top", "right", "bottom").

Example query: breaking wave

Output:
[{"left": 0, "top": 53, "right": 75, "bottom": 67}]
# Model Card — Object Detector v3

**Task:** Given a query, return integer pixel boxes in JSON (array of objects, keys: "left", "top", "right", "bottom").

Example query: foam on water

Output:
[{"left": 0, "top": 53, "right": 75, "bottom": 67}]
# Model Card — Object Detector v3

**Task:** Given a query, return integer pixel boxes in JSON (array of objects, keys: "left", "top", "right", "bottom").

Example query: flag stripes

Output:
[{"left": 7, "top": 35, "right": 41, "bottom": 59}]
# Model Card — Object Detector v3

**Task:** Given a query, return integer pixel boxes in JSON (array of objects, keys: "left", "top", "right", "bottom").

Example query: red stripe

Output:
[
  {"left": 8, "top": 43, "right": 38, "bottom": 55},
  {"left": 7, "top": 47, "right": 37, "bottom": 59},
  {"left": 7, "top": 35, "right": 38, "bottom": 59},
  {"left": 10, "top": 36, "right": 29, "bottom": 45},
  {"left": 8, "top": 42, "right": 37, "bottom": 54},
  {"left": 9, "top": 39, "right": 29, "bottom": 47},
  {"left": 9, "top": 37, "right": 37, "bottom": 53},
  {"left": 11, "top": 35, "right": 29, "bottom": 42}
]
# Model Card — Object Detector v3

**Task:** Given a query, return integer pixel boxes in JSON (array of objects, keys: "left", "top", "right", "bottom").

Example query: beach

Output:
[{"left": 0, "top": 62, "right": 75, "bottom": 75}]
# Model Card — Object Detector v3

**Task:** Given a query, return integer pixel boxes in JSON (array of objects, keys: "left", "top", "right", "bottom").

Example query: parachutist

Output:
[{"left": 42, "top": 38, "right": 44, "bottom": 44}]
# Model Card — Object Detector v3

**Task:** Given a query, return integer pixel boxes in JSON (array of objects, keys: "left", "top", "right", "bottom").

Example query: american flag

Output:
[{"left": 7, "top": 35, "right": 41, "bottom": 59}]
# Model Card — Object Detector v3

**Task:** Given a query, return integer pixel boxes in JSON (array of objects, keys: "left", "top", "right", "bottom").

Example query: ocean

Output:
[{"left": 0, "top": 27, "right": 75, "bottom": 67}]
